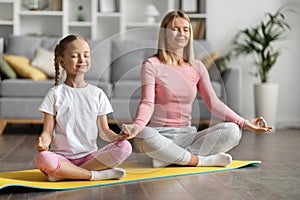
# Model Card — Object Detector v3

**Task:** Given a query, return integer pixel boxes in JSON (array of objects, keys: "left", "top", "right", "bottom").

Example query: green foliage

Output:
[{"left": 232, "top": 7, "right": 291, "bottom": 83}]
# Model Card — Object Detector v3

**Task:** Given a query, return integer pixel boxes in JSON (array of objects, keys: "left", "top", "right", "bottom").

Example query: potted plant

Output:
[{"left": 232, "top": 7, "right": 291, "bottom": 128}]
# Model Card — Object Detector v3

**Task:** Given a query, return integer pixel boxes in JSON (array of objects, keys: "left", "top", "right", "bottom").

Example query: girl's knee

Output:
[
  {"left": 107, "top": 140, "right": 132, "bottom": 164},
  {"left": 34, "top": 151, "right": 61, "bottom": 176},
  {"left": 113, "top": 140, "right": 132, "bottom": 155},
  {"left": 34, "top": 151, "right": 50, "bottom": 167}
]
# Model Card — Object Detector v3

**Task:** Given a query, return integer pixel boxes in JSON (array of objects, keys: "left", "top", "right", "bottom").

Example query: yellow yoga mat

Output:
[{"left": 0, "top": 160, "right": 261, "bottom": 191}]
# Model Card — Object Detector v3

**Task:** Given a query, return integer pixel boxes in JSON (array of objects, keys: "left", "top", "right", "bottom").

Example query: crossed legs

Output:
[
  {"left": 133, "top": 123, "right": 242, "bottom": 167},
  {"left": 34, "top": 140, "right": 132, "bottom": 181}
]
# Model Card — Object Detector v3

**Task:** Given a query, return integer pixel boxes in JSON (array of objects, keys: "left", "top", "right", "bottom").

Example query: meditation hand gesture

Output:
[
  {"left": 103, "top": 131, "right": 129, "bottom": 142},
  {"left": 121, "top": 124, "right": 143, "bottom": 140},
  {"left": 244, "top": 117, "right": 273, "bottom": 133},
  {"left": 35, "top": 137, "right": 49, "bottom": 152}
]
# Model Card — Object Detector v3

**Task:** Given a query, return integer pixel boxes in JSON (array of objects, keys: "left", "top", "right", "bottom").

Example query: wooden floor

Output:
[{"left": 0, "top": 124, "right": 300, "bottom": 200}]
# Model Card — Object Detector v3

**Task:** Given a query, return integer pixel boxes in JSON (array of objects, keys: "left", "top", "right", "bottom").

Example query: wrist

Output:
[{"left": 133, "top": 122, "right": 145, "bottom": 129}]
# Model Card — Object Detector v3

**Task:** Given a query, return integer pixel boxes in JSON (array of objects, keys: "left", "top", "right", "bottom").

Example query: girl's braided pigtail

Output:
[{"left": 54, "top": 44, "right": 60, "bottom": 86}]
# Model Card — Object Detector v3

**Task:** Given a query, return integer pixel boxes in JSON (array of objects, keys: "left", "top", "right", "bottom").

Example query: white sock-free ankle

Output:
[
  {"left": 197, "top": 153, "right": 232, "bottom": 167},
  {"left": 90, "top": 168, "right": 126, "bottom": 181}
]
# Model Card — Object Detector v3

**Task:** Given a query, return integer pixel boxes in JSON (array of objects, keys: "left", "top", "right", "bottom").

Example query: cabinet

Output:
[
  {"left": 0, "top": 0, "right": 207, "bottom": 40},
  {"left": 123, "top": 0, "right": 206, "bottom": 39},
  {"left": 65, "top": 0, "right": 94, "bottom": 39},
  {"left": 0, "top": 0, "right": 15, "bottom": 37}
]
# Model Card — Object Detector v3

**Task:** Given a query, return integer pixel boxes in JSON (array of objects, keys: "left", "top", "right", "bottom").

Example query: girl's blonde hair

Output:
[
  {"left": 54, "top": 34, "right": 87, "bottom": 86},
  {"left": 157, "top": 10, "right": 194, "bottom": 65}
]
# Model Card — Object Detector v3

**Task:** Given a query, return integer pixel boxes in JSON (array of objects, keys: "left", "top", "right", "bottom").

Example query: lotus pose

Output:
[
  {"left": 122, "top": 10, "right": 272, "bottom": 168},
  {"left": 34, "top": 35, "right": 132, "bottom": 181}
]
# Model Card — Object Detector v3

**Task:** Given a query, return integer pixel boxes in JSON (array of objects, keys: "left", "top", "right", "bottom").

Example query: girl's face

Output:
[
  {"left": 59, "top": 39, "right": 91, "bottom": 76},
  {"left": 165, "top": 17, "right": 190, "bottom": 51}
]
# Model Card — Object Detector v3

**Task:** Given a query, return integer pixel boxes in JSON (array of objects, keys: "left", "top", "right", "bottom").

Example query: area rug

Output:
[{"left": 0, "top": 160, "right": 261, "bottom": 191}]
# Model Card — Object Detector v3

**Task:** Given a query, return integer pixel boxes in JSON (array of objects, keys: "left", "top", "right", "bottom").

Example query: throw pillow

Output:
[
  {"left": 200, "top": 52, "right": 222, "bottom": 81},
  {"left": 3, "top": 55, "right": 48, "bottom": 80},
  {"left": 201, "top": 52, "right": 218, "bottom": 69},
  {"left": 31, "top": 47, "right": 55, "bottom": 78},
  {"left": 0, "top": 53, "right": 17, "bottom": 79}
]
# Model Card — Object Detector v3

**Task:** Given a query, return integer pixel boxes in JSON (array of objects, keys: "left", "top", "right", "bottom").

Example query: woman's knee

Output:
[
  {"left": 133, "top": 127, "right": 159, "bottom": 152},
  {"left": 136, "top": 127, "right": 158, "bottom": 139},
  {"left": 133, "top": 129, "right": 173, "bottom": 154},
  {"left": 224, "top": 122, "right": 242, "bottom": 147}
]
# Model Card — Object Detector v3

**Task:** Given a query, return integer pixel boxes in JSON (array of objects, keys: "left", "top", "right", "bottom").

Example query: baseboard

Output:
[{"left": 276, "top": 119, "right": 300, "bottom": 129}]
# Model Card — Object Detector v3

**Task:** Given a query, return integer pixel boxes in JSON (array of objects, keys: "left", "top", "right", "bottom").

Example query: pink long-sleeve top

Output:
[{"left": 133, "top": 56, "right": 245, "bottom": 129}]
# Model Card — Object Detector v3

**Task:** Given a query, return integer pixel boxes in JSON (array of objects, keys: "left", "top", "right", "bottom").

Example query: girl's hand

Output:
[
  {"left": 98, "top": 115, "right": 129, "bottom": 142},
  {"left": 121, "top": 124, "right": 143, "bottom": 139},
  {"left": 118, "top": 131, "right": 130, "bottom": 140},
  {"left": 35, "top": 137, "right": 49, "bottom": 151},
  {"left": 100, "top": 131, "right": 129, "bottom": 142},
  {"left": 243, "top": 117, "right": 273, "bottom": 133}
]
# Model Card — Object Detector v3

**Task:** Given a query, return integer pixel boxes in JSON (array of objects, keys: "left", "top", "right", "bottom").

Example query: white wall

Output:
[{"left": 207, "top": 0, "right": 300, "bottom": 128}]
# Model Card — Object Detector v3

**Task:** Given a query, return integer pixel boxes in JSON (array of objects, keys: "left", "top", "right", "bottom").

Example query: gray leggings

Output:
[{"left": 133, "top": 122, "right": 242, "bottom": 165}]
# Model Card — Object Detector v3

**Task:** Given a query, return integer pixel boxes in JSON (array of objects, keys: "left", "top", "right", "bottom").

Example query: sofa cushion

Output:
[
  {"left": 196, "top": 81, "right": 223, "bottom": 99},
  {"left": 5, "top": 35, "right": 42, "bottom": 60},
  {"left": 3, "top": 55, "right": 48, "bottom": 80},
  {"left": 0, "top": 79, "right": 112, "bottom": 98},
  {"left": 87, "top": 39, "right": 111, "bottom": 81},
  {"left": 112, "top": 80, "right": 141, "bottom": 98},
  {"left": 0, "top": 97, "right": 44, "bottom": 118},
  {"left": 111, "top": 39, "right": 157, "bottom": 82},
  {"left": 31, "top": 47, "right": 56, "bottom": 78},
  {"left": 41, "top": 37, "right": 60, "bottom": 51},
  {"left": 112, "top": 80, "right": 222, "bottom": 100},
  {"left": 110, "top": 98, "right": 141, "bottom": 122},
  {"left": 0, "top": 53, "right": 17, "bottom": 79},
  {"left": 194, "top": 40, "right": 212, "bottom": 59},
  {"left": 87, "top": 80, "right": 112, "bottom": 98},
  {"left": 111, "top": 39, "right": 214, "bottom": 82},
  {"left": 0, "top": 79, "right": 54, "bottom": 97}
]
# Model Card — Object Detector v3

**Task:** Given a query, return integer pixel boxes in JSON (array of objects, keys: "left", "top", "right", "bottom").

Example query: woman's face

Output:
[{"left": 165, "top": 17, "right": 190, "bottom": 51}]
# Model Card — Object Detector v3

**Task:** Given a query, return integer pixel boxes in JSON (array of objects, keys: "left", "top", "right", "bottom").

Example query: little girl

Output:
[{"left": 34, "top": 34, "right": 132, "bottom": 182}]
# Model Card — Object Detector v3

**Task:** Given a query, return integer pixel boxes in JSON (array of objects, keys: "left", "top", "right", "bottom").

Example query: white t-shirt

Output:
[{"left": 39, "top": 83, "right": 113, "bottom": 159}]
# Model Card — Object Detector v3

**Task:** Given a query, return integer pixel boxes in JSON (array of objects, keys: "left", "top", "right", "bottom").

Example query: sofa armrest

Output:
[{"left": 222, "top": 68, "right": 242, "bottom": 114}]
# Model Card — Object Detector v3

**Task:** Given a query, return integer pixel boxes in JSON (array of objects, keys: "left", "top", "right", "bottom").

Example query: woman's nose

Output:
[{"left": 177, "top": 28, "right": 185, "bottom": 35}]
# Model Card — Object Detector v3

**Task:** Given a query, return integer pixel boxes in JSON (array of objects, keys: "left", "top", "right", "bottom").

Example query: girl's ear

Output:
[{"left": 58, "top": 57, "right": 64, "bottom": 68}]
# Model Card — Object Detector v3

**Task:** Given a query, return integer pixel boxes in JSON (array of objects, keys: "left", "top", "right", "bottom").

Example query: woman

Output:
[{"left": 122, "top": 10, "right": 272, "bottom": 168}]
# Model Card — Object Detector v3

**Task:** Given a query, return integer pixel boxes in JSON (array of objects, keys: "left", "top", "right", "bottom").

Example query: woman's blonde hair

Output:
[
  {"left": 157, "top": 10, "right": 194, "bottom": 65},
  {"left": 54, "top": 34, "right": 87, "bottom": 86}
]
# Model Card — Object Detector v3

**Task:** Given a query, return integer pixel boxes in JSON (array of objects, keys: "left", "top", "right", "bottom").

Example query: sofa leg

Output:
[{"left": 0, "top": 119, "right": 7, "bottom": 135}]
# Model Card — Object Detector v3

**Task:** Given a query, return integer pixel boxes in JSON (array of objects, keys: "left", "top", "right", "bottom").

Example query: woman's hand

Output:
[
  {"left": 122, "top": 124, "right": 143, "bottom": 139},
  {"left": 243, "top": 117, "right": 273, "bottom": 133},
  {"left": 35, "top": 137, "right": 49, "bottom": 151}
]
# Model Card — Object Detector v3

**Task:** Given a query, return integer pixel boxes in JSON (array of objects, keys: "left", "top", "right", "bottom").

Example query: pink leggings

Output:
[{"left": 34, "top": 140, "right": 132, "bottom": 176}]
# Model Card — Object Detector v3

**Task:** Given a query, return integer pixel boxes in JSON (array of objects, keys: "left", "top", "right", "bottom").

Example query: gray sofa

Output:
[{"left": 0, "top": 35, "right": 241, "bottom": 134}]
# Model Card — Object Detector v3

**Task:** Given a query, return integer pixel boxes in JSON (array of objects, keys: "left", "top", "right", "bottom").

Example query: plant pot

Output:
[{"left": 254, "top": 83, "right": 279, "bottom": 129}]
